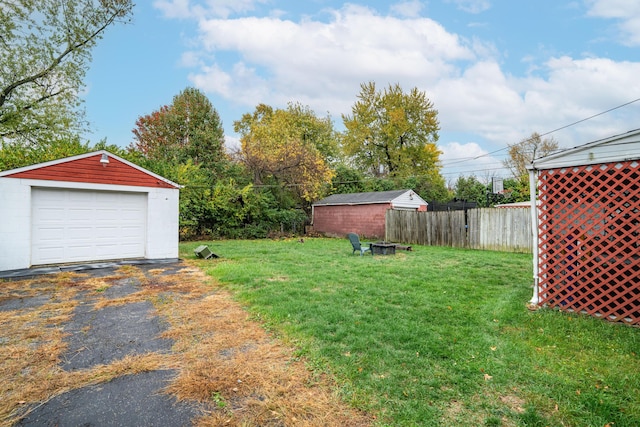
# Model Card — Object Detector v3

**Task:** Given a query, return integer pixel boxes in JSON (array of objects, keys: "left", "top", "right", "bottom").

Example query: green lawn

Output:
[{"left": 181, "top": 238, "right": 640, "bottom": 427}]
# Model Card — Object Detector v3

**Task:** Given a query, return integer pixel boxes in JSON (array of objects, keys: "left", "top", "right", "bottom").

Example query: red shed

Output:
[
  {"left": 527, "top": 129, "right": 640, "bottom": 325},
  {"left": 312, "top": 189, "right": 427, "bottom": 239}
]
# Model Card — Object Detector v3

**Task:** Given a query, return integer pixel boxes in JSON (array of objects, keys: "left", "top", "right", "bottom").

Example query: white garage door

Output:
[{"left": 31, "top": 188, "right": 147, "bottom": 265}]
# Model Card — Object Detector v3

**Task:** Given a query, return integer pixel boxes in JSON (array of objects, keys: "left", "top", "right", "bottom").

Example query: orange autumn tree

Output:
[{"left": 233, "top": 103, "right": 336, "bottom": 208}]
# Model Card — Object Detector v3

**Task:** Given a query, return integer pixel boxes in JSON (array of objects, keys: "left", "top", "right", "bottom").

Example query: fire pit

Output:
[{"left": 370, "top": 242, "right": 397, "bottom": 255}]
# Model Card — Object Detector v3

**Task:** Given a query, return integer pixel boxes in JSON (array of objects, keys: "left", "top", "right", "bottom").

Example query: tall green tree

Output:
[
  {"left": 234, "top": 103, "right": 336, "bottom": 207},
  {"left": 0, "top": 136, "right": 90, "bottom": 171},
  {"left": 0, "top": 135, "right": 135, "bottom": 175},
  {"left": 130, "top": 87, "right": 228, "bottom": 177},
  {"left": 0, "top": 0, "right": 133, "bottom": 143},
  {"left": 342, "top": 82, "right": 442, "bottom": 180},
  {"left": 330, "top": 163, "right": 367, "bottom": 194},
  {"left": 454, "top": 175, "right": 489, "bottom": 207}
]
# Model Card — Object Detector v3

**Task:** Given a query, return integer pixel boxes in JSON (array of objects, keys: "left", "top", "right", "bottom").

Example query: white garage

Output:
[{"left": 0, "top": 151, "right": 181, "bottom": 272}]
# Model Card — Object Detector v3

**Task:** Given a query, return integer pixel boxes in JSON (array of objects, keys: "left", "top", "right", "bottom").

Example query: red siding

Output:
[
  {"left": 4, "top": 154, "right": 176, "bottom": 189},
  {"left": 313, "top": 204, "right": 390, "bottom": 239}
]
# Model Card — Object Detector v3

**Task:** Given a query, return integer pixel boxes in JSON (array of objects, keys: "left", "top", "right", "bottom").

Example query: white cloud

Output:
[
  {"left": 433, "top": 53, "right": 640, "bottom": 149},
  {"left": 390, "top": 1, "right": 424, "bottom": 18},
  {"left": 439, "top": 141, "right": 504, "bottom": 181},
  {"left": 179, "top": 51, "right": 202, "bottom": 67},
  {"left": 585, "top": 0, "right": 640, "bottom": 46},
  {"left": 445, "top": 0, "right": 491, "bottom": 14},
  {"left": 432, "top": 60, "right": 527, "bottom": 144},
  {"left": 153, "top": 0, "right": 191, "bottom": 19},
  {"left": 189, "top": 62, "right": 269, "bottom": 105},
  {"left": 189, "top": 4, "right": 476, "bottom": 117},
  {"left": 224, "top": 134, "right": 241, "bottom": 152},
  {"left": 165, "top": 1, "right": 640, "bottom": 168}
]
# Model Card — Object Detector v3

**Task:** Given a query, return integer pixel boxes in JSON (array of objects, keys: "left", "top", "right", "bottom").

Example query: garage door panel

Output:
[
  {"left": 37, "top": 227, "right": 65, "bottom": 241},
  {"left": 94, "top": 244, "right": 121, "bottom": 258},
  {"left": 36, "top": 207, "right": 66, "bottom": 222},
  {"left": 66, "top": 244, "right": 96, "bottom": 259},
  {"left": 69, "top": 225, "right": 95, "bottom": 242},
  {"left": 121, "top": 225, "right": 145, "bottom": 237},
  {"left": 69, "top": 208, "right": 94, "bottom": 220},
  {"left": 68, "top": 191, "right": 95, "bottom": 202},
  {"left": 31, "top": 189, "right": 147, "bottom": 265},
  {"left": 120, "top": 210, "right": 144, "bottom": 221},
  {"left": 112, "top": 244, "right": 143, "bottom": 257},
  {"left": 37, "top": 246, "right": 63, "bottom": 264},
  {"left": 93, "top": 226, "right": 119, "bottom": 239},
  {"left": 94, "top": 208, "right": 120, "bottom": 220}
]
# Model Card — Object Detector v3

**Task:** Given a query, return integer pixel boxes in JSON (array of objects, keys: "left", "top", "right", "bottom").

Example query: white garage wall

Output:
[
  {"left": 0, "top": 178, "right": 179, "bottom": 272},
  {"left": 147, "top": 187, "right": 179, "bottom": 259},
  {"left": 0, "top": 178, "right": 32, "bottom": 271}
]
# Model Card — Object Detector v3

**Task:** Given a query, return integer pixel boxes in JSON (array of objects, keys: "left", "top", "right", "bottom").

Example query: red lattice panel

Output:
[{"left": 537, "top": 161, "right": 639, "bottom": 324}]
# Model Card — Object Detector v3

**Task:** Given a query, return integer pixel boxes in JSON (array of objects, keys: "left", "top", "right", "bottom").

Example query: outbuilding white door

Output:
[{"left": 31, "top": 188, "right": 147, "bottom": 265}]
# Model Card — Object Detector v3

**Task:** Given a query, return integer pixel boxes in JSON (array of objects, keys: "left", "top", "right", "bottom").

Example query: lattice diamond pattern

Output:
[{"left": 537, "top": 161, "right": 640, "bottom": 324}]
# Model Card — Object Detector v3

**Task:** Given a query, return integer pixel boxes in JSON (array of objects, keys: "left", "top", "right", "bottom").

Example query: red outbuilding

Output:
[
  {"left": 527, "top": 129, "right": 640, "bottom": 325},
  {"left": 312, "top": 189, "right": 427, "bottom": 239}
]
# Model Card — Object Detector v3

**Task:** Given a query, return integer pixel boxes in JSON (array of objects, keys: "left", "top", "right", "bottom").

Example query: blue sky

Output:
[{"left": 82, "top": 0, "right": 640, "bottom": 182}]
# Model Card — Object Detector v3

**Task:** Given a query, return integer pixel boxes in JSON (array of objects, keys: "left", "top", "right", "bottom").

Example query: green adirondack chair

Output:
[{"left": 347, "top": 233, "right": 371, "bottom": 256}]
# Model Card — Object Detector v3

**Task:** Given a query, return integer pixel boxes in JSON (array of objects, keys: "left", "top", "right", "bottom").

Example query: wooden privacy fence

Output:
[{"left": 386, "top": 208, "right": 532, "bottom": 253}]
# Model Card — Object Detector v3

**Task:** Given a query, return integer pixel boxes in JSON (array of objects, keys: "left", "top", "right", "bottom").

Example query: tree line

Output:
[{"left": 1, "top": 1, "right": 558, "bottom": 240}]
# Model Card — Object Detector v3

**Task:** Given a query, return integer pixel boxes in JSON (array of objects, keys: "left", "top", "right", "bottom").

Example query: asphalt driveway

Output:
[
  {"left": 2, "top": 261, "right": 207, "bottom": 426},
  {"left": 0, "top": 260, "right": 372, "bottom": 427}
]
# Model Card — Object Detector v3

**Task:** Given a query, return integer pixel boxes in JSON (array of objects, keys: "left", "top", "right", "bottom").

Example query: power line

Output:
[
  {"left": 440, "top": 165, "right": 512, "bottom": 177},
  {"left": 439, "top": 96, "right": 640, "bottom": 167},
  {"left": 441, "top": 148, "right": 510, "bottom": 166}
]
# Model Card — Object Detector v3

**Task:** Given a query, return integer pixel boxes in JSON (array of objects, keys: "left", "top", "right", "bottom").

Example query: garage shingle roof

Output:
[{"left": 313, "top": 189, "right": 410, "bottom": 206}]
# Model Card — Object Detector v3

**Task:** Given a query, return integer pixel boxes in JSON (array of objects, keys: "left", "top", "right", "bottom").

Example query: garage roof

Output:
[{"left": 0, "top": 150, "right": 180, "bottom": 189}]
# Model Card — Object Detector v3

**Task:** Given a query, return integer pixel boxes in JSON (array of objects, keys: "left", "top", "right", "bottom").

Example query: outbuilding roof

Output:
[
  {"left": 313, "top": 189, "right": 420, "bottom": 206},
  {"left": 528, "top": 128, "right": 640, "bottom": 170}
]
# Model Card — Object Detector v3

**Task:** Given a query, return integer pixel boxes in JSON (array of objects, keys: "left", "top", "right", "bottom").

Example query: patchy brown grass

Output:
[{"left": 0, "top": 264, "right": 372, "bottom": 427}]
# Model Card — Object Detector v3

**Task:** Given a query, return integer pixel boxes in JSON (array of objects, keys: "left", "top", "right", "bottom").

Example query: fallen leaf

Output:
[{"left": 490, "top": 346, "right": 497, "bottom": 351}]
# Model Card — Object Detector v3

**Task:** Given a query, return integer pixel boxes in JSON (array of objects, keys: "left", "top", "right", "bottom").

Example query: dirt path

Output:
[{"left": 0, "top": 262, "right": 372, "bottom": 426}]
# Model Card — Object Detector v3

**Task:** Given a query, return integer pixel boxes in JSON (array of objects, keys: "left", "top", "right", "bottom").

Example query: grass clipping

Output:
[{"left": 0, "top": 265, "right": 371, "bottom": 427}]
